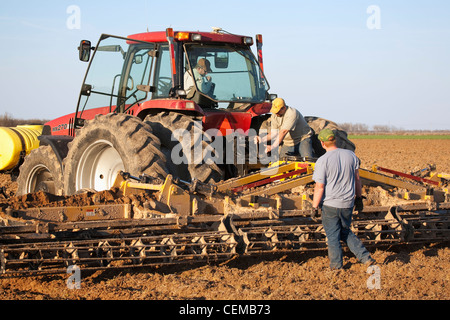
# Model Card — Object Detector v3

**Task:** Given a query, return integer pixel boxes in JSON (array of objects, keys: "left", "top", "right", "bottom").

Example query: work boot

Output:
[{"left": 364, "top": 257, "right": 376, "bottom": 266}]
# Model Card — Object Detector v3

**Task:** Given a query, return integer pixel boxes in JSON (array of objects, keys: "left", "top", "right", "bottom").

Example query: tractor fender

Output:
[
  {"left": 38, "top": 135, "right": 74, "bottom": 172},
  {"left": 134, "top": 99, "right": 204, "bottom": 119}
]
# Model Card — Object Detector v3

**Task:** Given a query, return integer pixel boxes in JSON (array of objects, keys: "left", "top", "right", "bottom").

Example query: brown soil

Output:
[{"left": 0, "top": 139, "right": 449, "bottom": 301}]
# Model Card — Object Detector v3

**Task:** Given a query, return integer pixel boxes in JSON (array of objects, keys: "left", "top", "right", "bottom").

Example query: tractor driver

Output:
[
  {"left": 184, "top": 58, "right": 214, "bottom": 98},
  {"left": 255, "top": 98, "right": 314, "bottom": 159}
]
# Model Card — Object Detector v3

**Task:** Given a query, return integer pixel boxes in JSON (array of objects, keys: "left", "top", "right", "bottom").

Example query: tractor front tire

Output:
[
  {"left": 63, "top": 113, "right": 168, "bottom": 196},
  {"left": 16, "top": 145, "right": 64, "bottom": 196}
]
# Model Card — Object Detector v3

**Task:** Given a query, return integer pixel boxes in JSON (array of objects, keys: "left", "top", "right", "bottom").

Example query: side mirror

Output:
[
  {"left": 267, "top": 93, "right": 278, "bottom": 101},
  {"left": 78, "top": 40, "right": 93, "bottom": 62}
]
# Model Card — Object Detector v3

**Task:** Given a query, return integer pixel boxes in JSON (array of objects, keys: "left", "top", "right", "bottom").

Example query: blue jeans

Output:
[
  {"left": 280, "top": 137, "right": 314, "bottom": 158},
  {"left": 321, "top": 205, "right": 372, "bottom": 269}
]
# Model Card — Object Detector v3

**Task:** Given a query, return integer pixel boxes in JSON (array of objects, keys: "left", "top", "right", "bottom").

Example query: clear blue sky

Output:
[{"left": 1, "top": 0, "right": 449, "bottom": 130}]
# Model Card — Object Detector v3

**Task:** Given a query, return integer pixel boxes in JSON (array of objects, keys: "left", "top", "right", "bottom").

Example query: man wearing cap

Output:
[
  {"left": 312, "top": 128, "right": 375, "bottom": 270},
  {"left": 184, "top": 58, "right": 214, "bottom": 98},
  {"left": 256, "top": 98, "right": 314, "bottom": 159}
]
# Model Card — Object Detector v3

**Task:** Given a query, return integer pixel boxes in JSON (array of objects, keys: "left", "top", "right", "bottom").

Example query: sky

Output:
[{"left": 0, "top": 0, "right": 449, "bottom": 130}]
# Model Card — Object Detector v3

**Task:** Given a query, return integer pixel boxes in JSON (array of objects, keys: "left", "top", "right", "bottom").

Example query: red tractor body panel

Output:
[
  {"left": 46, "top": 101, "right": 269, "bottom": 137},
  {"left": 128, "top": 31, "right": 248, "bottom": 45},
  {"left": 246, "top": 102, "right": 272, "bottom": 117},
  {"left": 133, "top": 99, "right": 204, "bottom": 116},
  {"left": 202, "top": 111, "right": 252, "bottom": 136},
  {"left": 45, "top": 106, "right": 111, "bottom": 136}
]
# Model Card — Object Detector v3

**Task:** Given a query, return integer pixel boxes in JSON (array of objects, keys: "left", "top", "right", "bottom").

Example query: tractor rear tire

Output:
[
  {"left": 16, "top": 145, "right": 64, "bottom": 196},
  {"left": 145, "top": 112, "right": 224, "bottom": 183},
  {"left": 63, "top": 113, "right": 168, "bottom": 195},
  {"left": 305, "top": 116, "right": 356, "bottom": 157}
]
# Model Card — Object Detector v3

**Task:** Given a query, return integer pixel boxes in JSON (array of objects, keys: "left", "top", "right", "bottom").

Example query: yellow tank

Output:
[{"left": 0, "top": 125, "right": 44, "bottom": 171}]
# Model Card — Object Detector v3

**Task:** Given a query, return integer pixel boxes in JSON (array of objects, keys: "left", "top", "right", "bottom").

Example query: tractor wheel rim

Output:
[
  {"left": 25, "top": 164, "right": 52, "bottom": 194},
  {"left": 76, "top": 140, "right": 124, "bottom": 192}
]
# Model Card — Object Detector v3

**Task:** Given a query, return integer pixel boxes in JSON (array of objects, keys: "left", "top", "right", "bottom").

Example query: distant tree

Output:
[
  {"left": 339, "top": 122, "right": 369, "bottom": 133},
  {"left": 372, "top": 124, "right": 403, "bottom": 132},
  {"left": 339, "top": 122, "right": 406, "bottom": 133},
  {"left": 372, "top": 124, "right": 390, "bottom": 132}
]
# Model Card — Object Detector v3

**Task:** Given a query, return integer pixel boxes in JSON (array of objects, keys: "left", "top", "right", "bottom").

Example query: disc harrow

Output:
[
  {"left": 233, "top": 209, "right": 450, "bottom": 254},
  {"left": 1, "top": 162, "right": 449, "bottom": 275},
  {"left": 0, "top": 231, "right": 238, "bottom": 275}
]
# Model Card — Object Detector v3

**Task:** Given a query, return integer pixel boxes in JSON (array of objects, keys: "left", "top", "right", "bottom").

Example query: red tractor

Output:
[{"left": 15, "top": 28, "right": 353, "bottom": 196}]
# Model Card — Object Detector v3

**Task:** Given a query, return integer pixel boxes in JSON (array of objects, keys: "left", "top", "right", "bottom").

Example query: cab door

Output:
[{"left": 74, "top": 35, "right": 156, "bottom": 131}]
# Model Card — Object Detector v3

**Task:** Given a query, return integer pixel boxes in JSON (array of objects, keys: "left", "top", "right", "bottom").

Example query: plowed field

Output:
[{"left": 0, "top": 138, "right": 449, "bottom": 301}]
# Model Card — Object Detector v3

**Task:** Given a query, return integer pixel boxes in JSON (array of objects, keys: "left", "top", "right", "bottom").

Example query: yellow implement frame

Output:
[{"left": 216, "top": 161, "right": 315, "bottom": 193}]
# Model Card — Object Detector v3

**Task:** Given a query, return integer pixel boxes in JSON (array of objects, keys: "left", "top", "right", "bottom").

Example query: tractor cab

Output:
[{"left": 73, "top": 28, "right": 274, "bottom": 136}]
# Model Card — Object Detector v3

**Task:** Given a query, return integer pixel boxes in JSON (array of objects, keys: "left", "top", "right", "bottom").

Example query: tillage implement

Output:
[{"left": 1, "top": 160, "right": 449, "bottom": 275}]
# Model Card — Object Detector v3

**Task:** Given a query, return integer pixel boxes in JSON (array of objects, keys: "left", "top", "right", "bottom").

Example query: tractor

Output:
[{"left": 12, "top": 27, "right": 351, "bottom": 196}]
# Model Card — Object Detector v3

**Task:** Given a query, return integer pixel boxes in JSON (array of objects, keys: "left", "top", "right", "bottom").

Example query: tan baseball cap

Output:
[{"left": 270, "top": 98, "right": 286, "bottom": 114}]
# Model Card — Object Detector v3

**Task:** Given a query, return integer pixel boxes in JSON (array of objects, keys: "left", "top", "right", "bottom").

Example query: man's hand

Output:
[
  {"left": 354, "top": 196, "right": 365, "bottom": 214},
  {"left": 253, "top": 136, "right": 273, "bottom": 154},
  {"left": 311, "top": 207, "right": 321, "bottom": 221},
  {"left": 312, "top": 182, "right": 325, "bottom": 209}
]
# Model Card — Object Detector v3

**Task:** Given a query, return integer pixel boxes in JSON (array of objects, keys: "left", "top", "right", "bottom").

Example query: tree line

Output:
[
  {"left": 0, "top": 112, "right": 48, "bottom": 127},
  {"left": 338, "top": 122, "right": 404, "bottom": 133}
]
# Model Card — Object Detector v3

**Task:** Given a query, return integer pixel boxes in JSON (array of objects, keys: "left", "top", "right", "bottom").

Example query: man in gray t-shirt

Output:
[
  {"left": 312, "top": 128, "right": 375, "bottom": 270},
  {"left": 312, "top": 143, "right": 359, "bottom": 208}
]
